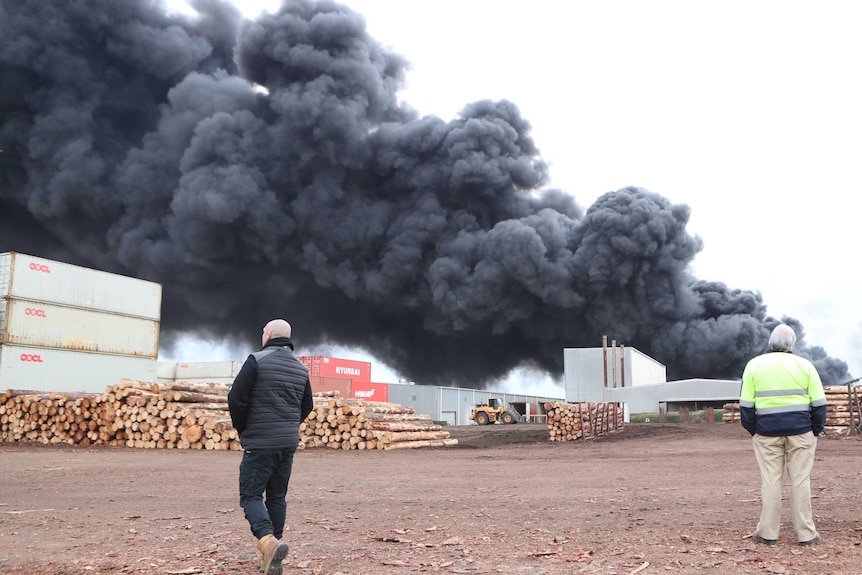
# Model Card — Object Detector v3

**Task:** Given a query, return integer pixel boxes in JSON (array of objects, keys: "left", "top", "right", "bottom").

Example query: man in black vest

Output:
[{"left": 228, "top": 319, "right": 314, "bottom": 575}]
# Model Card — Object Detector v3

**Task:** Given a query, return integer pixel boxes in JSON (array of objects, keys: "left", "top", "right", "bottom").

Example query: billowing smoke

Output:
[{"left": 0, "top": 0, "right": 851, "bottom": 386}]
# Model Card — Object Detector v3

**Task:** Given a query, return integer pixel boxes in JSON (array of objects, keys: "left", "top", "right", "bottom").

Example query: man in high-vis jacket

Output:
[{"left": 740, "top": 323, "right": 827, "bottom": 546}]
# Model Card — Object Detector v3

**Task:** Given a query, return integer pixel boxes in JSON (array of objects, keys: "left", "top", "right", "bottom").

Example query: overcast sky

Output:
[{"left": 166, "top": 0, "right": 862, "bottom": 392}]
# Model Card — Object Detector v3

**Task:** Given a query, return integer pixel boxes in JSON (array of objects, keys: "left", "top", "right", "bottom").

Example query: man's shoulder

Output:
[
  {"left": 257, "top": 347, "right": 307, "bottom": 370},
  {"left": 744, "top": 352, "right": 771, "bottom": 369},
  {"left": 251, "top": 348, "right": 278, "bottom": 361}
]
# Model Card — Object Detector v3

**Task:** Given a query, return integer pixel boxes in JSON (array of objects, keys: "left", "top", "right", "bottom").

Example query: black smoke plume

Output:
[{"left": 0, "top": 0, "right": 851, "bottom": 386}]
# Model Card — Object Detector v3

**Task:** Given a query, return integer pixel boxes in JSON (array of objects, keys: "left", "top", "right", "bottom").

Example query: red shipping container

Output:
[
  {"left": 297, "top": 355, "right": 371, "bottom": 383},
  {"left": 351, "top": 382, "right": 389, "bottom": 402},
  {"left": 308, "top": 375, "right": 352, "bottom": 398}
]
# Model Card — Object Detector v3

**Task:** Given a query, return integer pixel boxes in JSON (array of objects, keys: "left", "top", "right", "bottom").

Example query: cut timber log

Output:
[
  {"left": 159, "top": 390, "right": 228, "bottom": 403},
  {"left": 362, "top": 403, "right": 416, "bottom": 414},
  {"left": 375, "top": 430, "right": 451, "bottom": 443},
  {"left": 366, "top": 421, "right": 443, "bottom": 432},
  {"left": 384, "top": 438, "right": 459, "bottom": 450},
  {"left": 161, "top": 381, "right": 231, "bottom": 395},
  {"left": 115, "top": 379, "right": 160, "bottom": 394}
]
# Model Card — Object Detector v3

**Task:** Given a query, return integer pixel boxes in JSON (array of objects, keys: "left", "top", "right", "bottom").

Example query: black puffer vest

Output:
[{"left": 238, "top": 341, "right": 309, "bottom": 450}]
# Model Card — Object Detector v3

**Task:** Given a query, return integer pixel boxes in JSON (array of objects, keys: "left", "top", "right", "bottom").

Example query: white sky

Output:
[{"left": 165, "top": 0, "right": 862, "bottom": 392}]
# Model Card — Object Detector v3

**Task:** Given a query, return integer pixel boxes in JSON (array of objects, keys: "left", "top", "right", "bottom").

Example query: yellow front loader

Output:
[{"left": 468, "top": 397, "right": 520, "bottom": 425}]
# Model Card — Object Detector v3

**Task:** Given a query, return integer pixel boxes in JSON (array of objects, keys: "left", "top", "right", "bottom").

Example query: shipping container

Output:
[
  {"left": 0, "top": 345, "right": 156, "bottom": 394},
  {"left": 308, "top": 375, "right": 352, "bottom": 398},
  {"left": 0, "top": 252, "right": 162, "bottom": 320},
  {"left": 0, "top": 298, "right": 159, "bottom": 357},
  {"left": 351, "top": 381, "right": 389, "bottom": 402},
  {"left": 156, "top": 361, "right": 177, "bottom": 380},
  {"left": 297, "top": 355, "right": 371, "bottom": 382},
  {"left": 155, "top": 361, "right": 241, "bottom": 385},
  {"left": 174, "top": 361, "right": 242, "bottom": 380}
]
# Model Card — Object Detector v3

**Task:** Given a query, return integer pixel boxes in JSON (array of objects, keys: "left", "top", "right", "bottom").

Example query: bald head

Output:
[
  {"left": 262, "top": 319, "right": 292, "bottom": 346},
  {"left": 768, "top": 323, "right": 797, "bottom": 352}
]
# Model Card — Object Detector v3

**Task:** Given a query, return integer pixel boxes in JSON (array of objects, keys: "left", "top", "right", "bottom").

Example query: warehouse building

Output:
[{"left": 387, "top": 382, "right": 563, "bottom": 426}]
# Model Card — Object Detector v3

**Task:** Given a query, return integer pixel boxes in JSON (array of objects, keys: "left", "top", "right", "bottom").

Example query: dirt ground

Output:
[{"left": 1, "top": 423, "right": 861, "bottom": 575}]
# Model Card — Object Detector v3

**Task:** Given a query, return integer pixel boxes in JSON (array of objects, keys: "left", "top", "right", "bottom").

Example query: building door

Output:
[{"left": 441, "top": 411, "right": 456, "bottom": 426}]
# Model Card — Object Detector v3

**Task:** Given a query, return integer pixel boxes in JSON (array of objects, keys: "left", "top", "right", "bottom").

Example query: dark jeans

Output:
[{"left": 239, "top": 448, "right": 296, "bottom": 539}]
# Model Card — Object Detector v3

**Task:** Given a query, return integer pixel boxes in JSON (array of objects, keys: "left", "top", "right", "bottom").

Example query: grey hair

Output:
[{"left": 768, "top": 324, "right": 797, "bottom": 352}]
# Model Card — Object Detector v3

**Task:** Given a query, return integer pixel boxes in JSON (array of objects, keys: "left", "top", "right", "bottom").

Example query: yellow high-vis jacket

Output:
[{"left": 739, "top": 350, "right": 826, "bottom": 437}]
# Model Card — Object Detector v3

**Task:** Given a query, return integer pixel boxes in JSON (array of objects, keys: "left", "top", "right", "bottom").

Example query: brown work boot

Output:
[{"left": 256, "top": 534, "right": 289, "bottom": 575}]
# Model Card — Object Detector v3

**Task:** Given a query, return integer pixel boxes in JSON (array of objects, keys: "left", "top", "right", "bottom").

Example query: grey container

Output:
[
  {"left": 174, "top": 361, "right": 242, "bottom": 380},
  {"left": 156, "top": 361, "right": 177, "bottom": 382},
  {"left": 1, "top": 298, "right": 160, "bottom": 357},
  {"left": 156, "top": 361, "right": 241, "bottom": 385},
  {"left": 168, "top": 377, "right": 236, "bottom": 385},
  {"left": 0, "top": 345, "right": 156, "bottom": 393},
  {"left": 0, "top": 252, "right": 162, "bottom": 320}
]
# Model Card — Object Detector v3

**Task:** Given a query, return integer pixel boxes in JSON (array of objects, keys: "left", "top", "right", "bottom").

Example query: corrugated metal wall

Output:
[
  {"left": 564, "top": 346, "right": 668, "bottom": 400},
  {"left": 603, "top": 379, "right": 741, "bottom": 413},
  {"left": 0, "top": 252, "right": 161, "bottom": 319},
  {"left": 2, "top": 299, "right": 159, "bottom": 356},
  {"left": 627, "top": 348, "right": 668, "bottom": 388},
  {"left": 564, "top": 348, "right": 608, "bottom": 402},
  {"left": 296, "top": 356, "right": 371, "bottom": 382}
]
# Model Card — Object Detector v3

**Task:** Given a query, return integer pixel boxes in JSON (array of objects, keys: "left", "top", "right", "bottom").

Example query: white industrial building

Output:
[{"left": 564, "top": 343, "right": 741, "bottom": 414}]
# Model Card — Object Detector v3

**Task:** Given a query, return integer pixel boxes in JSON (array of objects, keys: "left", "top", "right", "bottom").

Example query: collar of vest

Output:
[{"left": 263, "top": 336, "right": 294, "bottom": 350}]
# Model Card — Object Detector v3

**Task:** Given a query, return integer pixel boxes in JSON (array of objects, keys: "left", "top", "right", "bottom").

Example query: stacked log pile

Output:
[
  {"left": 823, "top": 384, "right": 861, "bottom": 435},
  {"left": 0, "top": 388, "right": 106, "bottom": 445},
  {"left": 1, "top": 384, "right": 458, "bottom": 451},
  {"left": 543, "top": 401, "right": 623, "bottom": 442},
  {"left": 300, "top": 393, "right": 457, "bottom": 450},
  {"left": 722, "top": 384, "right": 862, "bottom": 436},
  {"left": 722, "top": 403, "right": 740, "bottom": 423},
  {"left": 0, "top": 380, "right": 239, "bottom": 449}
]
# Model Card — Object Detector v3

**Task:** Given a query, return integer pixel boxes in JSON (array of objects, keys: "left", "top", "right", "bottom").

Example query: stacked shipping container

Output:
[
  {"left": 297, "top": 355, "right": 389, "bottom": 401},
  {"left": 0, "top": 253, "right": 162, "bottom": 393},
  {"left": 155, "top": 356, "right": 390, "bottom": 402},
  {"left": 298, "top": 355, "right": 371, "bottom": 381},
  {"left": 352, "top": 381, "right": 389, "bottom": 402}
]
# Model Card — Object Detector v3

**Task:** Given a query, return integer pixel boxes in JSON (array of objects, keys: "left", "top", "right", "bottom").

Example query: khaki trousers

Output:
[{"left": 752, "top": 431, "right": 818, "bottom": 542}]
